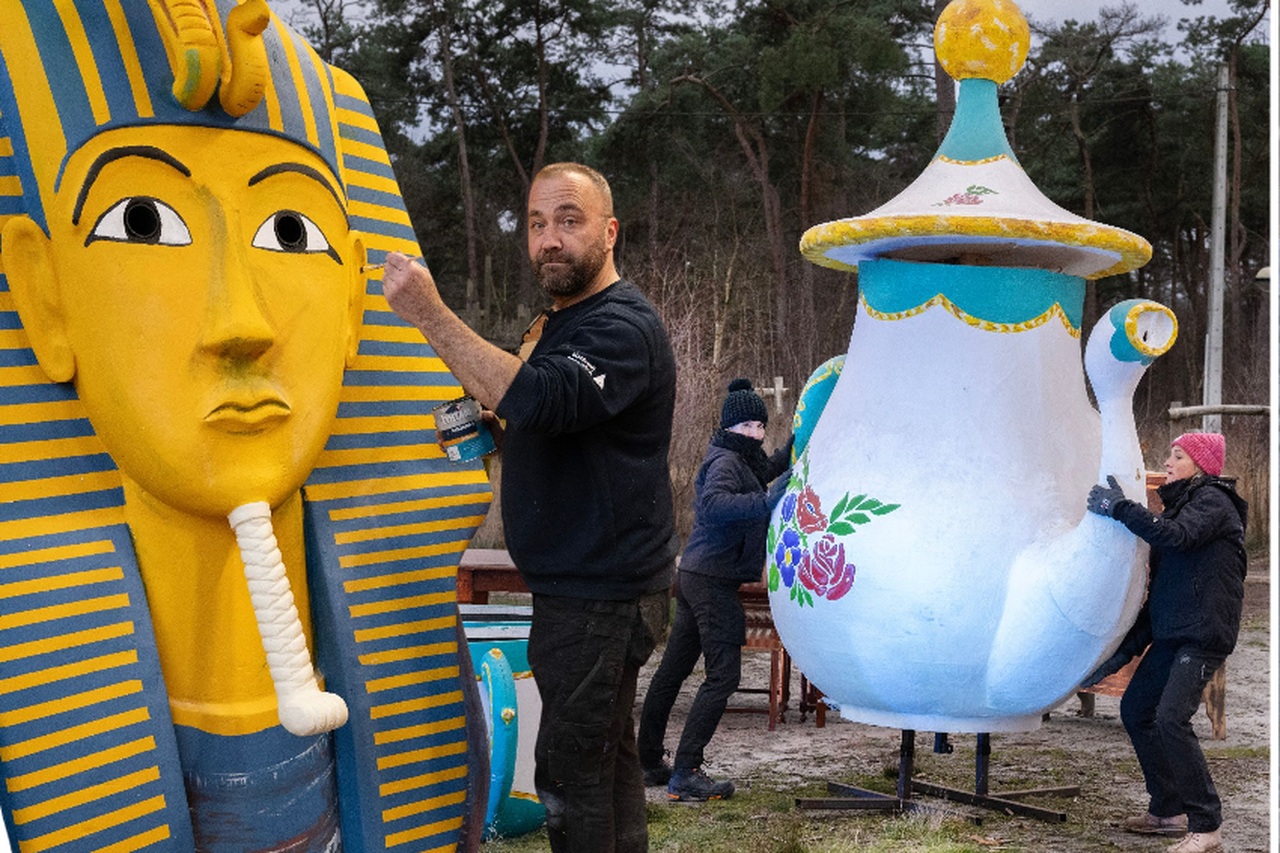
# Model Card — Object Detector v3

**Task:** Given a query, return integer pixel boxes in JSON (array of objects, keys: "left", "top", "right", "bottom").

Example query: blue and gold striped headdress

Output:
[{"left": 1, "top": 2, "right": 491, "bottom": 851}]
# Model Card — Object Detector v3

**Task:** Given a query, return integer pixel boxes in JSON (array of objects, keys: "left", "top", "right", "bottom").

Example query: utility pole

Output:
[{"left": 1203, "top": 63, "right": 1230, "bottom": 433}]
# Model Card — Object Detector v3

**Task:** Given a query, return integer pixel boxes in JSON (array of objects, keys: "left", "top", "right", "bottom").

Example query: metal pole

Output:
[{"left": 1203, "top": 63, "right": 1230, "bottom": 433}]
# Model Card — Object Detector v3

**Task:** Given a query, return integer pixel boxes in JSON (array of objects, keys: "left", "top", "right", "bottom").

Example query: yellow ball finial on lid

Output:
[{"left": 935, "top": 0, "right": 1030, "bottom": 84}]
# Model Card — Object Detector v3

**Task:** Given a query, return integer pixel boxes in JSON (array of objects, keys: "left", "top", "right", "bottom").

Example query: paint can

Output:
[{"left": 433, "top": 395, "right": 496, "bottom": 462}]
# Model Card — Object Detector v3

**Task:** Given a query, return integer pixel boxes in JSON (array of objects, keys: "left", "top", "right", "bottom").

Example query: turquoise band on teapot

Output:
[{"left": 859, "top": 258, "right": 1085, "bottom": 334}]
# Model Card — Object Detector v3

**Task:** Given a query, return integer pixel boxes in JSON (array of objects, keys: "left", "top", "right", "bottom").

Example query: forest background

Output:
[{"left": 286, "top": 0, "right": 1272, "bottom": 548}]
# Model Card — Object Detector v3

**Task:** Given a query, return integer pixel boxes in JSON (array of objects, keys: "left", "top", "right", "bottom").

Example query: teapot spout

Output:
[{"left": 984, "top": 301, "right": 1177, "bottom": 714}]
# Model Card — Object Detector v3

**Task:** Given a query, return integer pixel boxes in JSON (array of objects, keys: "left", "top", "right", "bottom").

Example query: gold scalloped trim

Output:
[
  {"left": 801, "top": 215, "right": 1152, "bottom": 279},
  {"left": 860, "top": 292, "right": 1081, "bottom": 338},
  {"left": 934, "top": 154, "right": 1013, "bottom": 166},
  {"left": 1124, "top": 301, "right": 1178, "bottom": 357}
]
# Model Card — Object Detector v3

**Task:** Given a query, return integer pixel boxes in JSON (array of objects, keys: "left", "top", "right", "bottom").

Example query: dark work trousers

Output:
[
  {"left": 637, "top": 571, "right": 745, "bottom": 772},
  {"left": 527, "top": 588, "right": 669, "bottom": 853},
  {"left": 1119, "top": 639, "right": 1227, "bottom": 833}
]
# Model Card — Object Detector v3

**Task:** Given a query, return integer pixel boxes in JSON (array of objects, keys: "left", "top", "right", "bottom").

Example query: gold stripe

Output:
[
  {"left": 0, "top": 539, "right": 115, "bottom": 571},
  {"left": 0, "top": 678, "right": 142, "bottom": 726},
  {"left": 0, "top": 650, "right": 139, "bottom": 695},
  {"left": 0, "top": 401, "right": 86, "bottom": 426},
  {"left": 340, "top": 137, "right": 391, "bottom": 167},
  {"left": 375, "top": 739, "right": 466, "bottom": 771},
  {"left": 344, "top": 567, "right": 457, "bottom": 595},
  {"left": 344, "top": 171, "right": 402, "bottom": 197},
  {"left": 353, "top": 616, "right": 455, "bottom": 644},
  {"left": 364, "top": 666, "right": 460, "bottom": 695},
  {"left": 347, "top": 355, "right": 448, "bottom": 374},
  {"left": 316, "top": 444, "right": 447, "bottom": 469},
  {"left": 50, "top": 0, "right": 111, "bottom": 125},
  {"left": 383, "top": 814, "right": 463, "bottom": 848},
  {"left": 302, "top": 38, "right": 342, "bottom": 189},
  {"left": 0, "top": 622, "right": 134, "bottom": 667},
  {"left": 0, "top": 175, "right": 21, "bottom": 196},
  {"left": 93, "top": 825, "right": 172, "bottom": 853},
  {"left": 352, "top": 324, "right": 432, "bottom": 345},
  {"left": 381, "top": 787, "right": 466, "bottom": 823},
  {"left": 348, "top": 199, "right": 412, "bottom": 227},
  {"left": 0, "top": 433, "right": 107, "bottom": 464},
  {"left": 271, "top": 17, "right": 319, "bottom": 148},
  {"left": 0, "top": 507, "right": 125, "bottom": 542},
  {"left": 0, "top": 566, "right": 124, "bottom": 600},
  {"left": 19, "top": 795, "right": 166, "bottom": 853},
  {"left": 337, "top": 385, "right": 462, "bottom": 404},
  {"left": 327, "top": 414, "right": 436, "bottom": 436},
  {"left": 1, "top": 706, "right": 150, "bottom": 763},
  {"left": 357, "top": 641, "right": 455, "bottom": 666},
  {"left": 378, "top": 760, "right": 467, "bottom": 797},
  {"left": 0, "top": 138, "right": 14, "bottom": 157},
  {"left": 934, "top": 153, "right": 1012, "bottom": 166},
  {"left": 0, "top": 471, "right": 122, "bottom": 503},
  {"left": 0, "top": 594, "right": 130, "bottom": 632},
  {"left": 329, "top": 491, "right": 488, "bottom": 522},
  {"left": 370, "top": 690, "right": 463, "bottom": 722},
  {"left": 12, "top": 766, "right": 160, "bottom": 824},
  {"left": 5, "top": 737, "right": 156, "bottom": 793},
  {"left": 336, "top": 515, "right": 483, "bottom": 547},
  {"left": 339, "top": 541, "right": 466, "bottom": 571},
  {"left": 101, "top": 0, "right": 154, "bottom": 117},
  {"left": 372, "top": 714, "right": 464, "bottom": 745},
  {"left": 0, "top": 364, "right": 53, "bottom": 386},
  {"left": 336, "top": 105, "right": 379, "bottom": 133},
  {"left": 349, "top": 592, "right": 454, "bottom": 618},
  {"left": 0, "top": 329, "right": 33, "bottom": 347}
]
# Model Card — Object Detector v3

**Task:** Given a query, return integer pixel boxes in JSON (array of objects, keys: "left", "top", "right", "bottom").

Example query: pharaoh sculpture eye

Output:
[
  {"left": 252, "top": 210, "right": 332, "bottom": 254},
  {"left": 89, "top": 197, "right": 191, "bottom": 245}
]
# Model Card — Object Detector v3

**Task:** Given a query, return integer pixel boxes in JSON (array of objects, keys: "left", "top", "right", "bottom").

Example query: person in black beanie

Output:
[{"left": 637, "top": 378, "right": 792, "bottom": 801}]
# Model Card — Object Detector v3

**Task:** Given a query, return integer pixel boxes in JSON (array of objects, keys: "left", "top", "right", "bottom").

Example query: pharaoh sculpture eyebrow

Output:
[
  {"left": 73, "top": 146, "right": 191, "bottom": 226},
  {"left": 248, "top": 162, "right": 346, "bottom": 214}
]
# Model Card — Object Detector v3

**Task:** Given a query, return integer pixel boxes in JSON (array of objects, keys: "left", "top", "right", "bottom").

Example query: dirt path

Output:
[{"left": 638, "top": 560, "right": 1271, "bottom": 851}]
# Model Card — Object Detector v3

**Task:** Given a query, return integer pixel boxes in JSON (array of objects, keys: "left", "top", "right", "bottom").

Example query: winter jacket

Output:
[
  {"left": 679, "top": 431, "right": 791, "bottom": 585},
  {"left": 1112, "top": 475, "right": 1249, "bottom": 656},
  {"left": 496, "top": 280, "right": 679, "bottom": 599}
]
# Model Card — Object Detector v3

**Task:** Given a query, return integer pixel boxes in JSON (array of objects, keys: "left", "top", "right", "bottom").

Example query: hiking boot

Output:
[
  {"left": 1122, "top": 812, "right": 1188, "bottom": 836},
  {"left": 667, "top": 767, "right": 735, "bottom": 802},
  {"left": 1167, "top": 829, "right": 1223, "bottom": 853},
  {"left": 642, "top": 761, "right": 672, "bottom": 787}
]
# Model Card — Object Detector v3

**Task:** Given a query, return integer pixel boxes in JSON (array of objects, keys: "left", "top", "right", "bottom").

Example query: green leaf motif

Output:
[
  {"left": 830, "top": 493, "right": 850, "bottom": 521},
  {"left": 767, "top": 524, "right": 778, "bottom": 554},
  {"left": 790, "top": 583, "right": 798, "bottom": 601},
  {"left": 827, "top": 521, "right": 856, "bottom": 536},
  {"left": 870, "top": 503, "right": 900, "bottom": 516},
  {"left": 856, "top": 498, "right": 882, "bottom": 512},
  {"left": 846, "top": 494, "right": 866, "bottom": 514},
  {"left": 849, "top": 513, "right": 871, "bottom": 525},
  {"left": 768, "top": 563, "right": 780, "bottom": 592}
]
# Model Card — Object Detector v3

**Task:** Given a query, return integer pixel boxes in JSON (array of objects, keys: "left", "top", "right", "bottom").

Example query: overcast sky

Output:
[{"left": 1012, "top": 0, "right": 1271, "bottom": 46}]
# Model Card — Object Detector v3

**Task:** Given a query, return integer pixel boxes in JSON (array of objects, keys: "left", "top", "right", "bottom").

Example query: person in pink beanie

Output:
[{"left": 1083, "top": 433, "right": 1248, "bottom": 853}]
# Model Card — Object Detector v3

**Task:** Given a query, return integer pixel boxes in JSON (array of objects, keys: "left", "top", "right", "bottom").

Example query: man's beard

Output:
[{"left": 532, "top": 237, "right": 608, "bottom": 300}]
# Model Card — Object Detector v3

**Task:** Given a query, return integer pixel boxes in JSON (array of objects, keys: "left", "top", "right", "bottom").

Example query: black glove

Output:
[
  {"left": 1080, "top": 649, "right": 1132, "bottom": 689},
  {"left": 1086, "top": 474, "right": 1125, "bottom": 517}
]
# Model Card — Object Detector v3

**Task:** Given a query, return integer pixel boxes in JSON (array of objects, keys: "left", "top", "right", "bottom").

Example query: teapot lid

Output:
[{"left": 800, "top": 0, "right": 1152, "bottom": 280}]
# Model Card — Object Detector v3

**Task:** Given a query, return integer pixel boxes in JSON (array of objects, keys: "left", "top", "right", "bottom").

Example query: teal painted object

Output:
[
  {"left": 462, "top": 608, "right": 546, "bottom": 840},
  {"left": 792, "top": 355, "right": 846, "bottom": 463},
  {"left": 1108, "top": 299, "right": 1159, "bottom": 365},
  {"left": 860, "top": 258, "right": 1086, "bottom": 331},
  {"left": 935, "top": 78, "right": 1018, "bottom": 164}
]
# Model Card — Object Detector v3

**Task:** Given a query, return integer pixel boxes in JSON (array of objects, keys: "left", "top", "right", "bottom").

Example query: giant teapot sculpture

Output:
[{"left": 767, "top": 0, "right": 1177, "bottom": 732}]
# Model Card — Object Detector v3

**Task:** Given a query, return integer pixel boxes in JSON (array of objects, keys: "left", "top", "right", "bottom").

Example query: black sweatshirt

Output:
[{"left": 495, "top": 280, "right": 679, "bottom": 599}]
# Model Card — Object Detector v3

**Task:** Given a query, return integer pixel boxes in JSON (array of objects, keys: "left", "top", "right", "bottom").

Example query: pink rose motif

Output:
[
  {"left": 943, "top": 192, "right": 983, "bottom": 205},
  {"left": 799, "top": 534, "right": 855, "bottom": 600},
  {"left": 796, "top": 486, "right": 828, "bottom": 534}
]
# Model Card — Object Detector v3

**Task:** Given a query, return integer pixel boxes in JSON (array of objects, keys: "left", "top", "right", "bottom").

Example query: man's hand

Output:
[
  {"left": 1080, "top": 649, "right": 1132, "bottom": 689},
  {"left": 1086, "top": 474, "right": 1126, "bottom": 517},
  {"left": 382, "top": 252, "right": 442, "bottom": 329}
]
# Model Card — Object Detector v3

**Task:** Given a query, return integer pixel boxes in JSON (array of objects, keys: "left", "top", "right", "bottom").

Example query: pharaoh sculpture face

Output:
[{"left": 4, "top": 124, "right": 365, "bottom": 517}]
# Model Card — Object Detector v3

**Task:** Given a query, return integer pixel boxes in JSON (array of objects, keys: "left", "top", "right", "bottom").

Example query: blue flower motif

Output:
[
  {"left": 780, "top": 492, "right": 798, "bottom": 524},
  {"left": 774, "top": 527, "right": 804, "bottom": 588}
]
